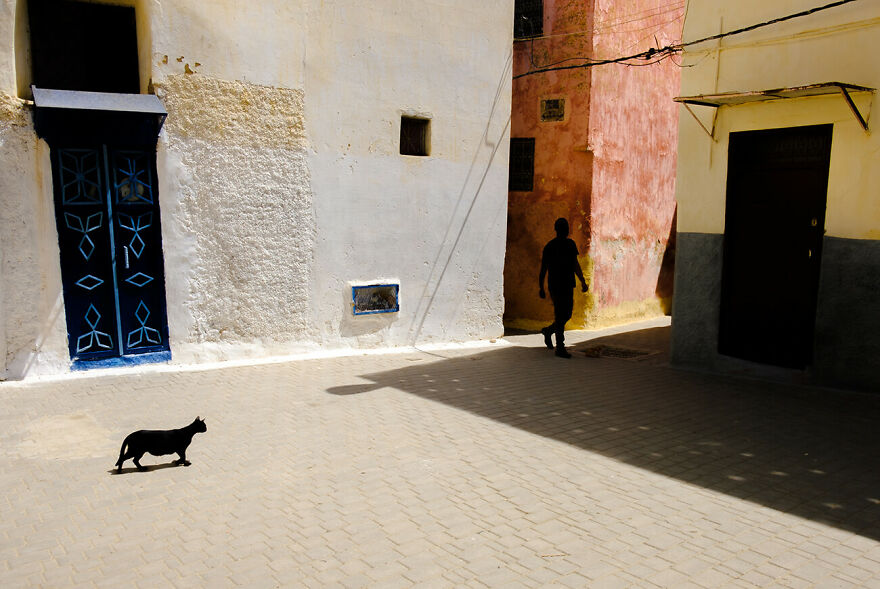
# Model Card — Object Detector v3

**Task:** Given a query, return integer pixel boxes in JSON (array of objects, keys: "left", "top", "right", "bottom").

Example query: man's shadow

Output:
[
  {"left": 108, "top": 463, "right": 183, "bottom": 475},
  {"left": 327, "top": 383, "right": 384, "bottom": 396}
]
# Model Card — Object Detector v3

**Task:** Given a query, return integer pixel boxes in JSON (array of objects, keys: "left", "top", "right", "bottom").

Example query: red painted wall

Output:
[
  {"left": 588, "top": 0, "right": 680, "bottom": 314},
  {"left": 505, "top": 0, "right": 595, "bottom": 326},
  {"left": 504, "top": 0, "right": 680, "bottom": 328}
]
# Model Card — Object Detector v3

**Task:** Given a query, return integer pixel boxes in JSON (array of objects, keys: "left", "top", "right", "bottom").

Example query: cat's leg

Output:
[
  {"left": 133, "top": 453, "right": 147, "bottom": 471},
  {"left": 116, "top": 439, "right": 130, "bottom": 473},
  {"left": 175, "top": 451, "right": 191, "bottom": 466},
  {"left": 117, "top": 450, "right": 135, "bottom": 473}
]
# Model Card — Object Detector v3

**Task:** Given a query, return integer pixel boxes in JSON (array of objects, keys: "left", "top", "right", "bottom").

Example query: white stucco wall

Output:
[
  {"left": 149, "top": 0, "right": 511, "bottom": 359},
  {"left": 153, "top": 74, "right": 317, "bottom": 363},
  {"left": 304, "top": 1, "right": 512, "bottom": 347},
  {"left": 0, "top": 94, "right": 69, "bottom": 378},
  {"left": 0, "top": 0, "right": 512, "bottom": 378},
  {"left": 0, "top": 1, "right": 15, "bottom": 94}
]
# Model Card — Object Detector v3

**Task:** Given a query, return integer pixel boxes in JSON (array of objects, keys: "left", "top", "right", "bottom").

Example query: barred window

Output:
[
  {"left": 509, "top": 138, "right": 535, "bottom": 192},
  {"left": 514, "top": 0, "right": 543, "bottom": 39}
]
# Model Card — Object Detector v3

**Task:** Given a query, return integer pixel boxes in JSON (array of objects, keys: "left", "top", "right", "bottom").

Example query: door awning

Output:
[
  {"left": 674, "top": 82, "right": 875, "bottom": 138},
  {"left": 32, "top": 86, "right": 167, "bottom": 144}
]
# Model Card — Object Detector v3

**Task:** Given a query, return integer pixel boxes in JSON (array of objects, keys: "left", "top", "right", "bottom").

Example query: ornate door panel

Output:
[
  {"left": 52, "top": 145, "right": 169, "bottom": 363},
  {"left": 108, "top": 149, "right": 168, "bottom": 356}
]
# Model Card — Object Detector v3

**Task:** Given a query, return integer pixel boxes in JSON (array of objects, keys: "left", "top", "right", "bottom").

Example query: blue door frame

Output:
[{"left": 51, "top": 144, "right": 170, "bottom": 366}]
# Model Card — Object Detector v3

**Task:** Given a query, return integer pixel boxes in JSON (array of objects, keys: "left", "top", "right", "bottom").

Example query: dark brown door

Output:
[{"left": 719, "top": 125, "right": 832, "bottom": 369}]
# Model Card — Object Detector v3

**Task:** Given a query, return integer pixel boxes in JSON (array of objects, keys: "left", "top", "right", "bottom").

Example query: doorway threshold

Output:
[
  {"left": 72, "top": 351, "right": 171, "bottom": 372},
  {"left": 712, "top": 352, "right": 813, "bottom": 387}
]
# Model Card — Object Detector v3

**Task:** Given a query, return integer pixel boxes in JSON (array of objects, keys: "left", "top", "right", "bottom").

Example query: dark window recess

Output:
[
  {"left": 541, "top": 98, "right": 565, "bottom": 122},
  {"left": 29, "top": 0, "right": 140, "bottom": 94},
  {"left": 509, "top": 138, "right": 535, "bottom": 192},
  {"left": 515, "top": 0, "right": 543, "bottom": 39},
  {"left": 400, "top": 117, "right": 430, "bottom": 156},
  {"left": 352, "top": 285, "right": 399, "bottom": 315}
]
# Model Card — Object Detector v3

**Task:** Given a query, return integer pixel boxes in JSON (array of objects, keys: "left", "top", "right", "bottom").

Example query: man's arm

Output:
[
  {"left": 574, "top": 260, "right": 588, "bottom": 292},
  {"left": 571, "top": 243, "right": 588, "bottom": 292}
]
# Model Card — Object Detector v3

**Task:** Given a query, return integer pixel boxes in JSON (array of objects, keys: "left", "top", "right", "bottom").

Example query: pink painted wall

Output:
[
  {"left": 505, "top": 0, "right": 595, "bottom": 326},
  {"left": 587, "top": 0, "right": 680, "bottom": 314},
  {"left": 504, "top": 0, "right": 680, "bottom": 328}
]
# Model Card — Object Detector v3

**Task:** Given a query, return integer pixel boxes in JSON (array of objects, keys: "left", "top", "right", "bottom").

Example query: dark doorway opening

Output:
[
  {"left": 28, "top": 0, "right": 140, "bottom": 94},
  {"left": 719, "top": 124, "right": 833, "bottom": 369}
]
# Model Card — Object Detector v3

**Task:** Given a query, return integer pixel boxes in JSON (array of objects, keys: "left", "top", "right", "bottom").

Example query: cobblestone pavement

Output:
[{"left": 1, "top": 318, "right": 879, "bottom": 588}]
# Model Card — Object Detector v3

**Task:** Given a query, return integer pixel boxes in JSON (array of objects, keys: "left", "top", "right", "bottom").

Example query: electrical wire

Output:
[
  {"left": 680, "top": 0, "right": 691, "bottom": 42},
  {"left": 517, "top": 1, "right": 684, "bottom": 69},
  {"left": 526, "top": 8, "right": 684, "bottom": 69},
  {"left": 514, "top": 0, "right": 860, "bottom": 79},
  {"left": 679, "top": 0, "right": 857, "bottom": 49}
]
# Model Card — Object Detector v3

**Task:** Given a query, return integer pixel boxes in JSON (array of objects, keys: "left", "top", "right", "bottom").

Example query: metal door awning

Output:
[
  {"left": 32, "top": 86, "right": 167, "bottom": 144},
  {"left": 674, "top": 82, "right": 874, "bottom": 138}
]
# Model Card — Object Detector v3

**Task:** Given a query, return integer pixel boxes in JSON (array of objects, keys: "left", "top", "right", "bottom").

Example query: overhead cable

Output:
[{"left": 513, "top": 0, "right": 860, "bottom": 79}]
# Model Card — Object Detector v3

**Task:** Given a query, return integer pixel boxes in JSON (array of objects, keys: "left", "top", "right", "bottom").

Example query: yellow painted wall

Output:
[{"left": 676, "top": 0, "right": 880, "bottom": 240}]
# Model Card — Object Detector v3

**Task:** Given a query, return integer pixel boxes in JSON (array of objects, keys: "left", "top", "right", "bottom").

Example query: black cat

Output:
[{"left": 115, "top": 417, "right": 207, "bottom": 473}]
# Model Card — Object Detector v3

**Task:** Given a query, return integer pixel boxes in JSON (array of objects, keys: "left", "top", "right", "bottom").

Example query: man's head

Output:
[{"left": 554, "top": 217, "right": 569, "bottom": 238}]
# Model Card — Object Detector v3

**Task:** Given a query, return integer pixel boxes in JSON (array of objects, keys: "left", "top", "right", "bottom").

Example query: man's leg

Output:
[
  {"left": 540, "top": 325, "right": 553, "bottom": 348},
  {"left": 551, "top": 289, "right": 574, "bottom": 357}
]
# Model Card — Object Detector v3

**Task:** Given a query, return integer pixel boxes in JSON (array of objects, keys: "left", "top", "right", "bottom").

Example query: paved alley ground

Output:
[{"left": 1, "top": 318, "right": 879, "bottom": 588}]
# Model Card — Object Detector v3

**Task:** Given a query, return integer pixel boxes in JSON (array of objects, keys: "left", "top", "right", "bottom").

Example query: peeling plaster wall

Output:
[
  {"left": 144, "top": 1, "right": 316, "bottom": 363},
  {"left": 587, "top": 0, "right": 680, "bottom": 323},
  {"left": 154, "top": 75, "right": 316, "bottom": 363}
]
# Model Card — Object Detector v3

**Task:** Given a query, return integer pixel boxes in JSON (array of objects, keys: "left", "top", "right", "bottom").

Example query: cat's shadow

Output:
[{"left": 109, "top": 463, "right": 187, "bottom": 475}]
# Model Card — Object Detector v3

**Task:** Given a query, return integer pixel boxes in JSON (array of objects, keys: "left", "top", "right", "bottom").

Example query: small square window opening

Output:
[{"left": 400, "top": 117, "right": 430, "bottom": 156}]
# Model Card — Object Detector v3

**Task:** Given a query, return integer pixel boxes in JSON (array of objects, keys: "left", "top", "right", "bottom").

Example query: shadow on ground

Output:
[
  {"left": 329, "top": 326, "right": 880, "bottom": 540},
  {"left": 110, "top": 463, "right": 187, "bottom": 475}
]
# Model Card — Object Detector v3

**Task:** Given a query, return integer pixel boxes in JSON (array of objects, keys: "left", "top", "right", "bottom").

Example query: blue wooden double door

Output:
[{"left": 51, "top": 145, "right": 170, "bottom": 363}]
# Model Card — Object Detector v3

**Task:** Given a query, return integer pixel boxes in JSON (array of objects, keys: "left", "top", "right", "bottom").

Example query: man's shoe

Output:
[
  {"left": 541, "top": 327, "right": 553, "bottom": 349},
  {"left": 555, "top": 348, "right": 572, "bottom": 358}
]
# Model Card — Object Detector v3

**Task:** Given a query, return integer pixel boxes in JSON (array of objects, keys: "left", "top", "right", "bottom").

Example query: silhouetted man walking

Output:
[{"left": 539, "top": 218, "right": 588, "bottom": 358}]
